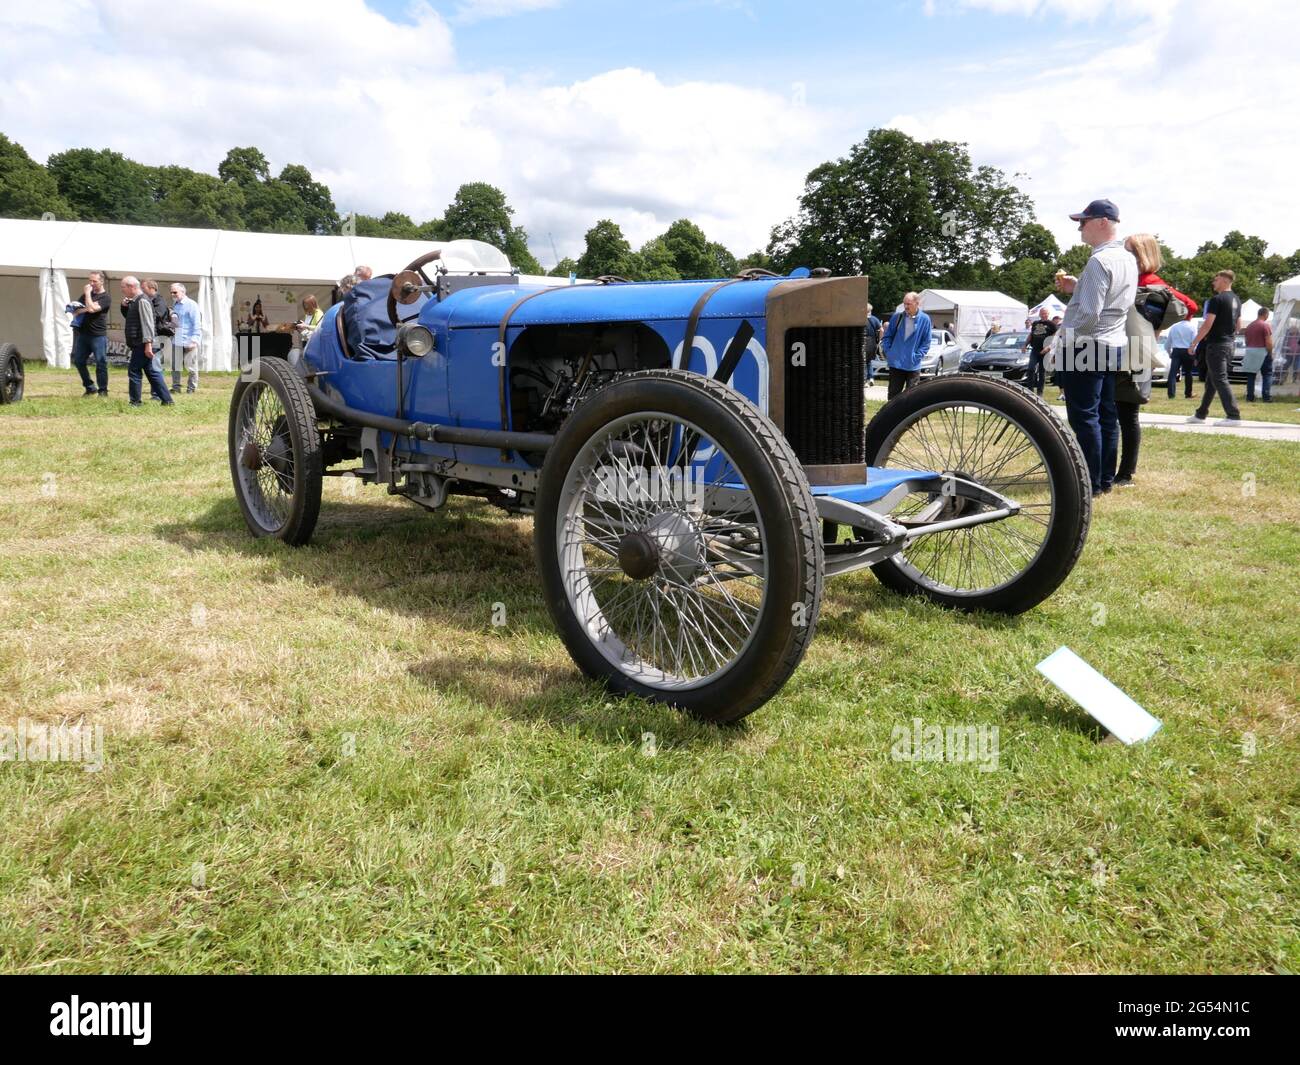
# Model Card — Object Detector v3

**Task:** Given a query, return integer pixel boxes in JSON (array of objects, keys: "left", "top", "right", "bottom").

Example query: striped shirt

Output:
[{"left": 1059, "top": 239, "right": 1137, "bottom": 348}]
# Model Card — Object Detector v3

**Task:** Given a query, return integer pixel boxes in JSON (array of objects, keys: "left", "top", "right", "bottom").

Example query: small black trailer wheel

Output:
[{"left": 0, "top": 344, "right": 24, "bottom": 405}]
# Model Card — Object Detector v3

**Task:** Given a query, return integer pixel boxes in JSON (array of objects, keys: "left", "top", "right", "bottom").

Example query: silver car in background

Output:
[{"left": 869, "top": 327, "right": 963, "bottom": 380}]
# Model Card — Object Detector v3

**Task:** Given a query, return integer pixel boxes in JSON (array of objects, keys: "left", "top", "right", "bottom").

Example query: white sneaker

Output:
[
  {"left": 1185, "top": 414, "right": 1206, "bottom": 423},
  {"left": 1215, "top": 417, "right": 1241, "bottom": 426}
]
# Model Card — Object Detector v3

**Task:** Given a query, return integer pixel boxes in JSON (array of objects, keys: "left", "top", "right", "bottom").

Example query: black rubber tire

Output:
[
  {"left": 0, "top": 344, "right": 23, "bottom": 405},
  {"left": 864, "top": 375, "right": 1091, "bottom": 614},
  {"left": 535, "top": 369, "right": 824, "bottom": 724},
  {"left": 228, "top": 357, "right": 322, "bottom": 546}
]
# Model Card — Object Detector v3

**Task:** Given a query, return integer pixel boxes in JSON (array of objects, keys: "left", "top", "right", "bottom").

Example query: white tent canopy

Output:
[
  {"left": 0, "top": 218, "right": 522, "bottom": 370},
  {"left": 1237, "top": 298, "right": 1271, "bottom": 326},
  {"left": 895, "top": 289, "right": 1030, "bottom": 349},
  {"left": 1029, "top": 293, "right": 1068, "bottom": 319},
  {"left": 1269, "top": 274, "right": 1300, "bottom": 395}
]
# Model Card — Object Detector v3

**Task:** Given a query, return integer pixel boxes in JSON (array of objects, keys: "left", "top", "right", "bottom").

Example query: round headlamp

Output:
[{"left": 396, "top": 323, "right": 435, "bottom": 358}]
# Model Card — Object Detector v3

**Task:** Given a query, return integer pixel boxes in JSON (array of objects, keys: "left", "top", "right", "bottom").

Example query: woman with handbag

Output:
[
  {"left": 1125, "top": 234, "right": 1199, "bottom": 321},
  {"left": 1109, "top": 235, "right": 1201, "bottom": 488},
  {"left": 1113, "top": 305, "right": 1154, "bottom": 487}
]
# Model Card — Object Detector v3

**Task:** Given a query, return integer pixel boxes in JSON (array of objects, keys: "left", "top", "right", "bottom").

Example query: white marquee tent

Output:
[
  {"left": 1237, "top": 298, "right": 1271, "bottom": 326},
  {"left": 1269, "top": 274, "right": 1300, "bottom": 394},
  {"left": 1028, "top": 293, "right": 1068, "bottom": 319},
  {"left": 0, "top": 218, "right": 545, "bottom": 371}
]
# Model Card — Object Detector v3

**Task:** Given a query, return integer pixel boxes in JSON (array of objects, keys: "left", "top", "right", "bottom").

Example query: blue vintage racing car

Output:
[{"left": 228, "top": 249, "right": 1090, "bottom": 722}]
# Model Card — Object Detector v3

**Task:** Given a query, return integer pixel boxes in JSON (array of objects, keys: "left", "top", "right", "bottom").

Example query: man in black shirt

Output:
[
  {"left": 1023, "top": 307, "right": 1058, "bottom": 395},
  {"left": 1187, "top": 270, "right": 1242, "bottom": 423},
  {"left": 72, "top": 271, "right": 112, "bottom": 396}
]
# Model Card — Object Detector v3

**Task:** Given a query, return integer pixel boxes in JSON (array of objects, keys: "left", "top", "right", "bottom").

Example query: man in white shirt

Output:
[
  {"left": 1052, "top": 198, "right": 1137, "bottom": 495},
  {"left": 169, "top": 283, "right": 203, "bottom": 393},
  {"left": 1164, "top": 317, "right": 1197, "bottom": 399}
]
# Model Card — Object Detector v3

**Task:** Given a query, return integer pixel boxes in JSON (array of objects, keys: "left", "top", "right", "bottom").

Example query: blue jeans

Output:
[
  {"left": 129, "top": 344, "right": 172, "bottom": 405},
  {"left": 1246, "top": 354, "right": 1273, "bottom": 401},
  {"left": 150, "top": 341, "right": 168, "bottom": 399},
  {"left": 1166, "top": 348, "right": 1195, "bottom": 398},
  {"left": 73, "top": 332, "right": 109, "bottom": 393},
  {"left": 1060, "top": 369, "right": 1118, "bottom": 494}
]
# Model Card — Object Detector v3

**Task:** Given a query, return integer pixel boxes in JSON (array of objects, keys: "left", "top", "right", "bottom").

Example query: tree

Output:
[
  {"left": 505, "top": 226, "right": 543, "bottom": 274},
  {"left": 548, "top": 256, "right": 579, "bottom": 278},
  {"left": 1221, "top": 230, "right": 1268, "bottom": 264},
  {"left": 153, "top": 167, "right": 245, "bottom": 230},
  {"left": 577, "top": 219, "right": 639, "bottom": 279},
  {"left": 1171, "top": 247, "right": 1265, "bottom": 305},
  {"left": 0, "top": 134, "right": 74, "bottom": 219},
  {"left": 278, "top": 163, "right": 338, "bottom": 235},
  {"left": 768, "top": 128, "right": 1033, "bottom": 282},
  {"left": 441, "top": 182, "right": 542, "bottom": 272},
  {"left": 861, "top": 261, "right": 917, "bottom": 317},
  {"left": 1056, "top": 243, "right": 1092, "bottom": 279},
  {"left": 1260, "top": 254, "right": 1291, "bottom": 287},
  {"left": 1003, "top": 222, "right": 1060, "bottom": 264},
  {"left": 242, "top": 179, "right": 309, "bottom": 234},
  {"left": 998, "top": 258, "right": 1055, "bottom": 308},
  {"left": 737, "top": 249, "right": 775, "bottom": 273},
  {"left": 353, "top": 211, "right": 420, "bottom": 239},
  {"left": 414, "top": 217, "right": 447, "bottom": 242},
  {"left": 47, "top": 147, "right": 157, "bottom": 224},
  {"left": 218, "top": 147, "right": 271, "bottom": 190},
  {"left": 654, "top": 219, "right": 716, "bottom": 279},
  {"left": 709, "top": 241, "right": 738, "bottom": 278},
  {"left": 635, "top": 237, "right": 682, "bottom": 281}
]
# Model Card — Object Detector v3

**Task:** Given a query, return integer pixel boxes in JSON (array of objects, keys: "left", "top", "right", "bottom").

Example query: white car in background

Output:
[
  {"left": 869, "top": 327, "right": 963, "bottom": 380},
  {"left": 1152, "top": 334, "right": 1171, "bottom": 387}
]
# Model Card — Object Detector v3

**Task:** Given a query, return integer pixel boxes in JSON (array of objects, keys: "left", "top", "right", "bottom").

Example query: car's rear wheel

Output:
[
  {"left": 228, "top": 358, "right": 322, "bottom": 545},
  {"left": 0, "top": 344, "right": 23, "bottom": 405},
  {"left": 863, "top": 375, "right": 1090, "bottom": 614},
  {"left": 535, "top": 370, "right": 823, "bottom": 723}
]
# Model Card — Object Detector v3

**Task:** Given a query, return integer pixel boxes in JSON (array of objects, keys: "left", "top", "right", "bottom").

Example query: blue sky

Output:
[{"left": 369, "top": 0, "right": 1104, "bottom": 119}]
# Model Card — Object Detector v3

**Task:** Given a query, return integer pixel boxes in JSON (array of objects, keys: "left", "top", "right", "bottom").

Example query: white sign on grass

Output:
[{"left": 1035, "top": 646, "right": 1162, "bottom": 745}]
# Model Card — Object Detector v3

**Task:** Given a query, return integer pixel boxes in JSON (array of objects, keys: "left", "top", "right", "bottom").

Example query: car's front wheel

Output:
[{"left": 535, "top": 370, "right": 823, "bottom": 723}]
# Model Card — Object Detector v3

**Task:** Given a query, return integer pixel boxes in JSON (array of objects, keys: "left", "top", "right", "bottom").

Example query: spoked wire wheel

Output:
[
  {"left": 536, "top": 370, "right": 822, "bottom": 723},
  {"left": 0, "top": 345, "right": 23, "bottom": 405},
  {"left": 864, "top": 375, "right": 1090, "bottom": 614},
  {"left": 561, "top": 412, "right": 767, "bottom": 689},
  {"left": 227, "top": 358, "right": 322, "bottom": 545}
]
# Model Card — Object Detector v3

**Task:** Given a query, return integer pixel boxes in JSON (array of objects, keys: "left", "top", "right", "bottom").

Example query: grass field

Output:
[{"left": 1, "top": 364, "right": 1296, "bottom": 974}]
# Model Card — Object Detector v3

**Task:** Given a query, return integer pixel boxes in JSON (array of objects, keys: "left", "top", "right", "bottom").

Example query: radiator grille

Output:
[{"left": 783, "top": 326, "right": 866, "bottom": 467}]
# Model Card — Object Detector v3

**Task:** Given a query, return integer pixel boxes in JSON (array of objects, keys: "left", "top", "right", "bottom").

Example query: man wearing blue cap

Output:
[{"left": 1052, "top": 198, "right": 1136, "bottom": 495}]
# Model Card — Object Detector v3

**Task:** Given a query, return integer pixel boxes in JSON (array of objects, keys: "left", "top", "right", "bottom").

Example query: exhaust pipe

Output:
[{"left": 306, "top": 382, "right": 555, "bottom": 453}]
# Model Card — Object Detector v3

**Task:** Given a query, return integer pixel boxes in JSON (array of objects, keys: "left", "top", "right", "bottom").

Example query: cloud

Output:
[
  {"left": 890, "top": 0, "right": 1300, "bottom": 258},
  {"left": 2, "top": 0, "right": 1298, "bottom": 274},
  {"left": 0, "top": 0, "right": 828, "bottom": 267}
]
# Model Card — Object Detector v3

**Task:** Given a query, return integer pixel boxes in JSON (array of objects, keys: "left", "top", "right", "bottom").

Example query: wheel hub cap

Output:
[
  {"left": 617, "top": 530, "right": 659, "bottom": 580},
  {"left": 644, "top": 510, "right": 706, "bottom": 585}
]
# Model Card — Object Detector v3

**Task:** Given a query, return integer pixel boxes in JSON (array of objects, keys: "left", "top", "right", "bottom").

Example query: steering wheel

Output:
[{"left": 387, "top": 249, "right": 443, "bottom": 326}]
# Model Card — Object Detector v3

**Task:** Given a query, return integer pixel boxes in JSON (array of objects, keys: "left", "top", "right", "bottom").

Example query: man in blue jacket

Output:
[{"left": 880, "top": 291, "right": 933, "bottom": 398}]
